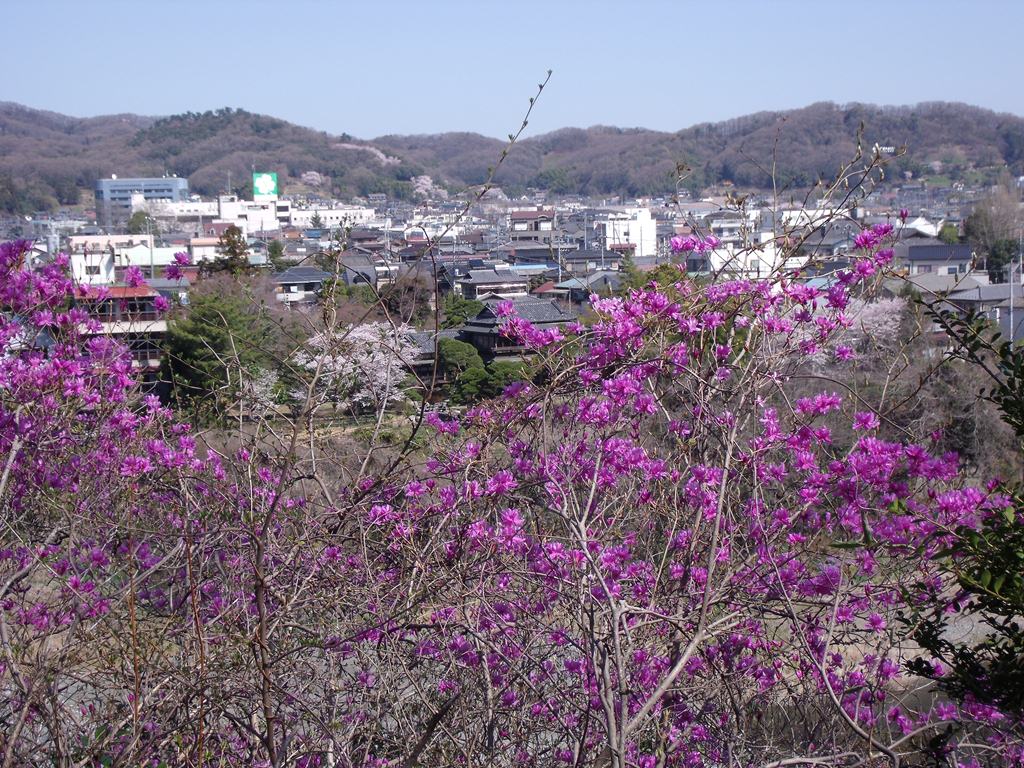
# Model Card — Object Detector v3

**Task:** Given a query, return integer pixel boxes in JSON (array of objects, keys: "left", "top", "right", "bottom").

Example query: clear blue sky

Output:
[{"left": 6, "top": 0, "right": 1022, "bottom": 139}]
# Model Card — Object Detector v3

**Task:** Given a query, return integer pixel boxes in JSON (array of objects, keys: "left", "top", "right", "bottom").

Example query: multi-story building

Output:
[
  {"left": 68, "top": 234, "right": 154, "bottom": 253},
  {"left": 68, "top": 235, "right": 166, "bottom": 284},
  {"left": 272, "top": 266, "right": 334, "bottom": 304},
  {"left": 337, "top": 252, "right": 400, "bottom": 289},
  {"left": 705, "top": 209, "right": 760, "bottom": 246},
  {"left": 289, "top": 206, "right": 376, "bottom": 229},
  {"left": 214, "top": 196, "right": 280, "bottom": 233},
  {"left": 456, "top": 267, "right": 530, "bottom": 300},
  {"left": 560, "top": 248, "right": 624, "bottom": 275},
  {"left": 144, "top": 199, "right": 219, "bottom": 222},
  {"left": 94, "top": 176, "right": 189, "bottom": 226},
  {"left": 70, "top": 249, "right": 116, "bottom": 285},
  {"left": 509, "top": 207, "right": 557, "bottom": 245},
  {"left": 894, "top": 239, "right": 974, "bottom": 276},
  {"left": 76, "top": 285, "right": 168, "bottom": 387},
  {"left": 593, "top": 208, "right": 657, "bottom": 260},
  {"left": 461, "top": 297, "right": 574, "bottom": 357}
]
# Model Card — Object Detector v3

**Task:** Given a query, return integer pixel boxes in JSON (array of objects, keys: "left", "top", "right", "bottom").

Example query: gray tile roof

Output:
[
  {"left": 948, "top": 284, "right": 1018, "bottom": 302},
  {"left": 273, "top": 266, "right": 333, "bottom": 283},
  {"left": 406, "top": 329, "right": 462, "bottom": 355},
  {"left": 562, "top": 249, "right": 622, "bottom": 262},
  {"left": 338, "top": 251, "right": 377, "bottom": 268},
  {"left": 458, "top": 268, "right": 530, "bottom": 285},
  {"left": 555, "top": 271, "right": 624, "bottom": 290},
  {"left": 798, "top": 226, "right": 855, "bottom": 248},
  {"left": 897, "top": 273, "right": 983, "bottom": 295},
  {"left": 147, "top": 276, "right": 192, "bottom": 290},
  {"left": 895, "top": 240, "right": 973, "bottom": 262},
  {"left": 473, "top": 297, "right": 576, "bottom": 324}
]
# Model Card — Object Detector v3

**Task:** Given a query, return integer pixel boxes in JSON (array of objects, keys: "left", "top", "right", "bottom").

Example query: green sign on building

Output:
[{"left": 252, "top": 171, "right": 278, "bottom": 198}]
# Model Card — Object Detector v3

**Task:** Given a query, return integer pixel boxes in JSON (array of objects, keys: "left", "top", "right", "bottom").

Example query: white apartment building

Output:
[
  {"left": 405, "top": 210, "right": 472, "bottom": 240},
  {"left": 778, "top": 207, "right": 850, "bottom": 230},
  {"left": 705, "top": 209, "right": 761, "bottom": 245},
  {"left": 70, "top": 250, "right": 115, "bottom": 285},
  {"left": 68, "top": 234, "right": 154, "bottom": 253},
  {"left": 215, "top": 197, "right": 282, "bottom": 233},
  {"left": 189, "top": 238, "right": 221, "bottom": 262},
  {"left": 594, "top": 208, "right": 657, "bottom": 260},
  {"left": 142, "top": 199, "right": 219, "bottom": 220},
  {"left": 289, "top": 206, "right": 376, "bottom": 229},
  {"left": 70, "top": 244, "right": 188, "bottom": 284},
  {"left": 686, "top": 241, "right": 797, "bottom": 278},
  {"left": 129, "top": 192, "right": 377, "bottom": 235}
]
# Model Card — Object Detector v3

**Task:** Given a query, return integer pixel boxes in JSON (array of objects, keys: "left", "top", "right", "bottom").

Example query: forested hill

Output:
[
  {"left": 2, "top": 100, "right": 1023, "bottom": 213},
  {"left": 375, "top": 102, "right": 1024, "bottom": 196},
  {"left": 0, "top": 104, "right": 423, "bottom": 213}
]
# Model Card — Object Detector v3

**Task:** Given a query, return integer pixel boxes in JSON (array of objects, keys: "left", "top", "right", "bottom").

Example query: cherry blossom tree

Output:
[{"left": 292, "top": 322, "right": 419, "bottom": 414}]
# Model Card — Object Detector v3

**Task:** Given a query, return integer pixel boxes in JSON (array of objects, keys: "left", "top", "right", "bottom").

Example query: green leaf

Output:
[{"left": 992, "top": 574, "right": 1007, "bottom": 594}]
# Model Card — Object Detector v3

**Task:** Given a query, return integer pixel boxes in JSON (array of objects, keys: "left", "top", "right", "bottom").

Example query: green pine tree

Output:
[
  {"left": 267, "top": 239, "right": 287, "bottom": 270},
  {"left": 205, "top": 225, "right": 252, "bottom": 277},
  {"left": 162, "top": 276, "right": 279, "bottom": 417}
]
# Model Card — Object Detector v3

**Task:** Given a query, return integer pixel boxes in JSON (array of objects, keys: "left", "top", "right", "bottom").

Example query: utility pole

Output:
[
  {"left": 146, "top": 216, "right": 154, "bottom": 279},
  {"left": 1014, "top": 229, "right": 1024, "bottom": 346}
]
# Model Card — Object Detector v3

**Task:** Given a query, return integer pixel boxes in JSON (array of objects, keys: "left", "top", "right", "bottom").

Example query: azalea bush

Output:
[
  {"left": 1, "top": 216, "right": 1022, "bottom": 768},
  {"left": 907, "top": 302, "right": 1024, "bottom": 722}
]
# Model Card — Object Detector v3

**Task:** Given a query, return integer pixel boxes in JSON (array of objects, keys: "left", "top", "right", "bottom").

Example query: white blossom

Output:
[
  {"left": 798, "top": 296, "right": 909, "bottom": 368},
  {"left": 845, "top": 297, "right": 907, "bottom": 351},
  {"left": 239, "top": 367, "right": 280, "bottom": 417},
  {"left": 294, "top": 322, "right": 417, "bottom": 412}
]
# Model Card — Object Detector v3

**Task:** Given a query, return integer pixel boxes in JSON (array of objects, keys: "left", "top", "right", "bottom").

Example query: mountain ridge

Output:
[
  {"left": 8, "top": 99, "right": 1024, "bottom": 144},
  {"left": 2, "top": 100, "right": 1023, "bottom": 213}
]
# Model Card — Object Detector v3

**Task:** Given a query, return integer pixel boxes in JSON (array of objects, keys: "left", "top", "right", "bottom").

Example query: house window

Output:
[{"left": 86, "top": 265, "right": 101, "bottom": 275}]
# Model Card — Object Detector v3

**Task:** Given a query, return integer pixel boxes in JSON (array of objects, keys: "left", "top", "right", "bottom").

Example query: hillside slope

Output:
[
  {"left": 375, "top": 102, "right": 1024, "bottom": 196},
  {"left": 0, "top": 105, "right": 424, "bottom": 212},
  {"left": 2, "top": 100, "right": 1023, "bottom": 213}
]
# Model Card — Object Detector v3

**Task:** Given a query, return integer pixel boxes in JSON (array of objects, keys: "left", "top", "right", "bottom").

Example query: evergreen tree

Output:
[
  {"left": 441, "top": 294, "right": 484, "bottom": 329},
  {"left": 437, "top": 338, "right": 485, "bottom": 376},
  {"left": 484, "top": 360, "right": 525, "bottom": 397},
  {"left": 206, "top": 225, "right": 252, "bottom": 276},
  {"left": 127, "top": 210, "right": 158, "bottom": 235},
  {"left": 162, "top": 275, "right": 278, "bottom": 416},
  {"left": 938, "top": 222, "right": 960, "bottom": 245},
  {"left": 619, "top": 253, "right": 647, "bottom": 291},
  {"left": 267, "top": 239, "right": 287, "bottom": 270},
  {"left": 450, "top": 366, "right": 490, "bottom": 404}
]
